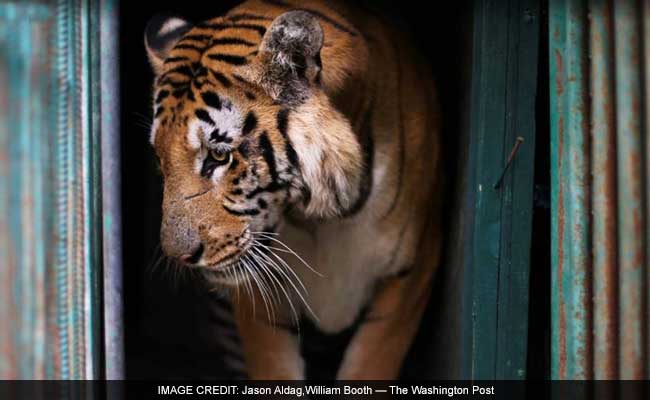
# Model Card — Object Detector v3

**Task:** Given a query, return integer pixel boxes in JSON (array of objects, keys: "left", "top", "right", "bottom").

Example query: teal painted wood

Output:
[
  {"left": 0, "top": 0, "right": 119, "bottom": 380},
  {"left": 495, "top": 0, "right": 539, "bottom": 380},
  {"left": 549, "top": 0, "right": 592, "bottom": 380},
  {"left": 462, "top": 0, "right": 538, "bottom": 379}
]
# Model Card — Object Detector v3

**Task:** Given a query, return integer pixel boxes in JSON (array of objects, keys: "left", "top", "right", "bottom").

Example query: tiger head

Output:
[{"left": 145, "top": 11, "right": 364, "bottom": 283}]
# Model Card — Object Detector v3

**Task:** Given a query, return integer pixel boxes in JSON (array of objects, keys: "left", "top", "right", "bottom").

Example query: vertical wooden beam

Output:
[{"left": 463, "top": 0, "right": 538, "bottom": 379}]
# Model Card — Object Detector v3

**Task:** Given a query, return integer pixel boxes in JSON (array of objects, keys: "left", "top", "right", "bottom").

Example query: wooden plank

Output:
[
  {"left": 463, "top": 0, "right": 538, "bottom": 379},
  {"left": 496, "top": 0, "right": 539, "bottom": 380}
]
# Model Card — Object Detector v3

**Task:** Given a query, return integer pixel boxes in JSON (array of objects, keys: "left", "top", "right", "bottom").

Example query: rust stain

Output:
[
  {"left": 554, "top": 41, "right": 567, "bottom": 378},
  {"left": 590, "top": 0, "right": 619, "bottom": 379},
  {"left": 557, "top": 106, "right": 567, "bottom": 379},
  {"left": 554, "top": 50, "right": 565, "bottom": 97}
]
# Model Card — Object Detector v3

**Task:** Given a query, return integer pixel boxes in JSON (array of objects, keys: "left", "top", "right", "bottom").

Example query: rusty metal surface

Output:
[
  {"left": 550, "top": 0, "right": 592, "bottom": 380},
  {"left": 0, "top": 0, "right": 114, "bottom": 379},
  {"left": 99, "top": 0, "right": 124, "bottom": 381},
  {"left": 551, "top": 0, "right": 650, "bottom": 381},
  {"left": 613, "top": 0, "right": 647, "bottom": 380},
  {"left": 589, "top": 0, "right": 618, "bottom": 381},
  {"left": 0, "top": 2, "right": 55, "bottom": 380}
]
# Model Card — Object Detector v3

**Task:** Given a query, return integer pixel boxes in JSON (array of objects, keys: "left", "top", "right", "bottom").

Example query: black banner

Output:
[{"left": 0, "top": 380, "right": 648, "bottom": 399}]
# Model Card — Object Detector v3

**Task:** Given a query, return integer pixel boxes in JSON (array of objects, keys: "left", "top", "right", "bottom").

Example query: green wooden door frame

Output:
[{"left": 461, "top": 0, "right": 539, "bottom": 379}]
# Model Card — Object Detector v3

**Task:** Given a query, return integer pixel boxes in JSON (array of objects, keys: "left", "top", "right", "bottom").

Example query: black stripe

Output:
[
  {"left": 227, "top": 13, "right": 273, "bottom": 22},
  {"left": 195, "top": 109, "right": 214, "bottom": 125},
  {"left": 164, "top": 56, "right": 189, "bottom": 64},
  {"left": 276, "top": 108, "right": 300, "bottom": 169},
  {"left": 209, "top": 69, "right": 233, "bottom": 87},
  {"left": 154, "top": 106, "right": 164, "bottom": 117},
  {"left": 300, "top": 186, "right": 312, "bottom": 207},
  {"left": 259, "top": 132, "right": 279, "bottom": 184},
  {"left": 210, "top": 129, "right": 227, "bottom": 142},
  {"left": 181, "top": 34, "right": 212, "bottom": 42},
  {"left": 245, "top": 182, "right": 285, "bottom": 199},
  {"left": 209, "top": 37, "right": 257, "bottom": 47},
  {"left": 172, "top": 43, "right": 203, "bottom": 52},
  {"left": 394, "top": 266, "right": 414, "bottom": 279},
  {"left": 155, "top": 90, "right": 170, "bottom": 104},
  {"left": 158, "top": 78, "right": 190, "bottom": 89},
  {"left": 386, "top": 217, "right": 410, "bottom": 270},
  {"left": 242, "top": 112, "right": 258, "bottom": 135},
  {"left": 242, "top": 133, "right": 288, "bottom": 199},
  {"left": 261, "top": 0, "right": 291, "bottom": 6},
  {"left": 200, "top": 91, "right": 222, "bottom": 110},
  {"left": 232, "top": 74, "right": 251, "bottom": 85},
  {"left": 200, "top": 22, "right": 267, "bottom": 36},
  {"left": 172, "top": 88, "right": 188, "bottom": 98},
  {"left": 245, "top": 91, "right": 257, "bottom": 100},
  {"left": 238, "top": 141, "right": 251, "bottom": 158},
  {"left": 159, "top": 65, "right": 194, "bottom": 81},
  {"left": 277, "top": 109, "right": 290, "bottom": 136},
  {"left": 192, "top": 79, "right": 205, "bottom": 90},
  {"left": 207, "top": 53, "right": 249, "bottom": 66},
  {"left": 342, "top": 102, "right": 374, "bottom": 217},
  {"left": 223, "top": 205, "right": 260, "bottom": 216}
]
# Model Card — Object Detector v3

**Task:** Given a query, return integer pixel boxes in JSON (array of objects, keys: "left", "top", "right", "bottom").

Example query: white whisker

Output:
[
  {"left": 250, "top": 249, "right": 300, "bottom": 326},
  {"left": 253, "top": 254, "right": 283, "bottom": 309},
  {"left": 252, "top": 247, "right": 318, "bottom": 322},
  {"left": 242, "top": 254, "right": 275, "bottom": 323},
  {"left": 239, "top": 257, "right": 256, "bottom": 317},
  {"left": 253, "top": 240, "right": 308, "bottom": 295},
  {"left": 254, "top": 233, "right": 323, "bottom": 277}
]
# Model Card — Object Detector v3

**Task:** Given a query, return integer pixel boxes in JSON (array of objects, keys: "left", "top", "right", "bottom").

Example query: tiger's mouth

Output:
[{"left": 196, "top": 238, "right": 253, "bottom": 285}]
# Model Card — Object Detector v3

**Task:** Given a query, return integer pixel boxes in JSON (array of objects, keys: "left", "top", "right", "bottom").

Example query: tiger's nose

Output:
[
  {"left": 180, "top": 243, "right": 204, "bottom": 265},
  {"left": 160, "top": 213, "right": 204, "bottom": 262}
]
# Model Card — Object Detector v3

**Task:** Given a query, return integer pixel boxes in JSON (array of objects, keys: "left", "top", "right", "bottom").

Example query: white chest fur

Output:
[{"left": 278, "top": 197, "right": 410, "bottom": 334}]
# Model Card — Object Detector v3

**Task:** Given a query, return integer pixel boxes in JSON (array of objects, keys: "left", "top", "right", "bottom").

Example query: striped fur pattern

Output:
[{"left": 146, "top": 0, "right": 442, "bottom": 379}]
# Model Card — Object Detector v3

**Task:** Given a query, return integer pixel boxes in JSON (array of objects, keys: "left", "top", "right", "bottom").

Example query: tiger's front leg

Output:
[
  {"left": 233, "top": 292, "right": 305, "bottom": 380},
  {"left": 335, "top": 264, "right": 434, "bottom": 380},
  {"left": 335, "top": 220, "right": 440, "bottom": 381}
]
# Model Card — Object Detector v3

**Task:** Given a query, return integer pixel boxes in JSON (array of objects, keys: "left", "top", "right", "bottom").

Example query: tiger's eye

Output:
[{"left": 210, "top": 149, "right": 231, "bottom": 165}]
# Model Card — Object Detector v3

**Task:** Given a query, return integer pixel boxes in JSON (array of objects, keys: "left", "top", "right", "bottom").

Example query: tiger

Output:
[{"left": 145, "top": 0, "right": 442, "bottom": 379}]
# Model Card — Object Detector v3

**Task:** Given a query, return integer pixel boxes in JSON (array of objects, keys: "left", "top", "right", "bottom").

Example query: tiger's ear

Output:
[
  {"left": 144, "top": 14, "right": 193, "bottom": 75},
  {"left": 254, "top": 11, "right": 323, "bottom": 105}
]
